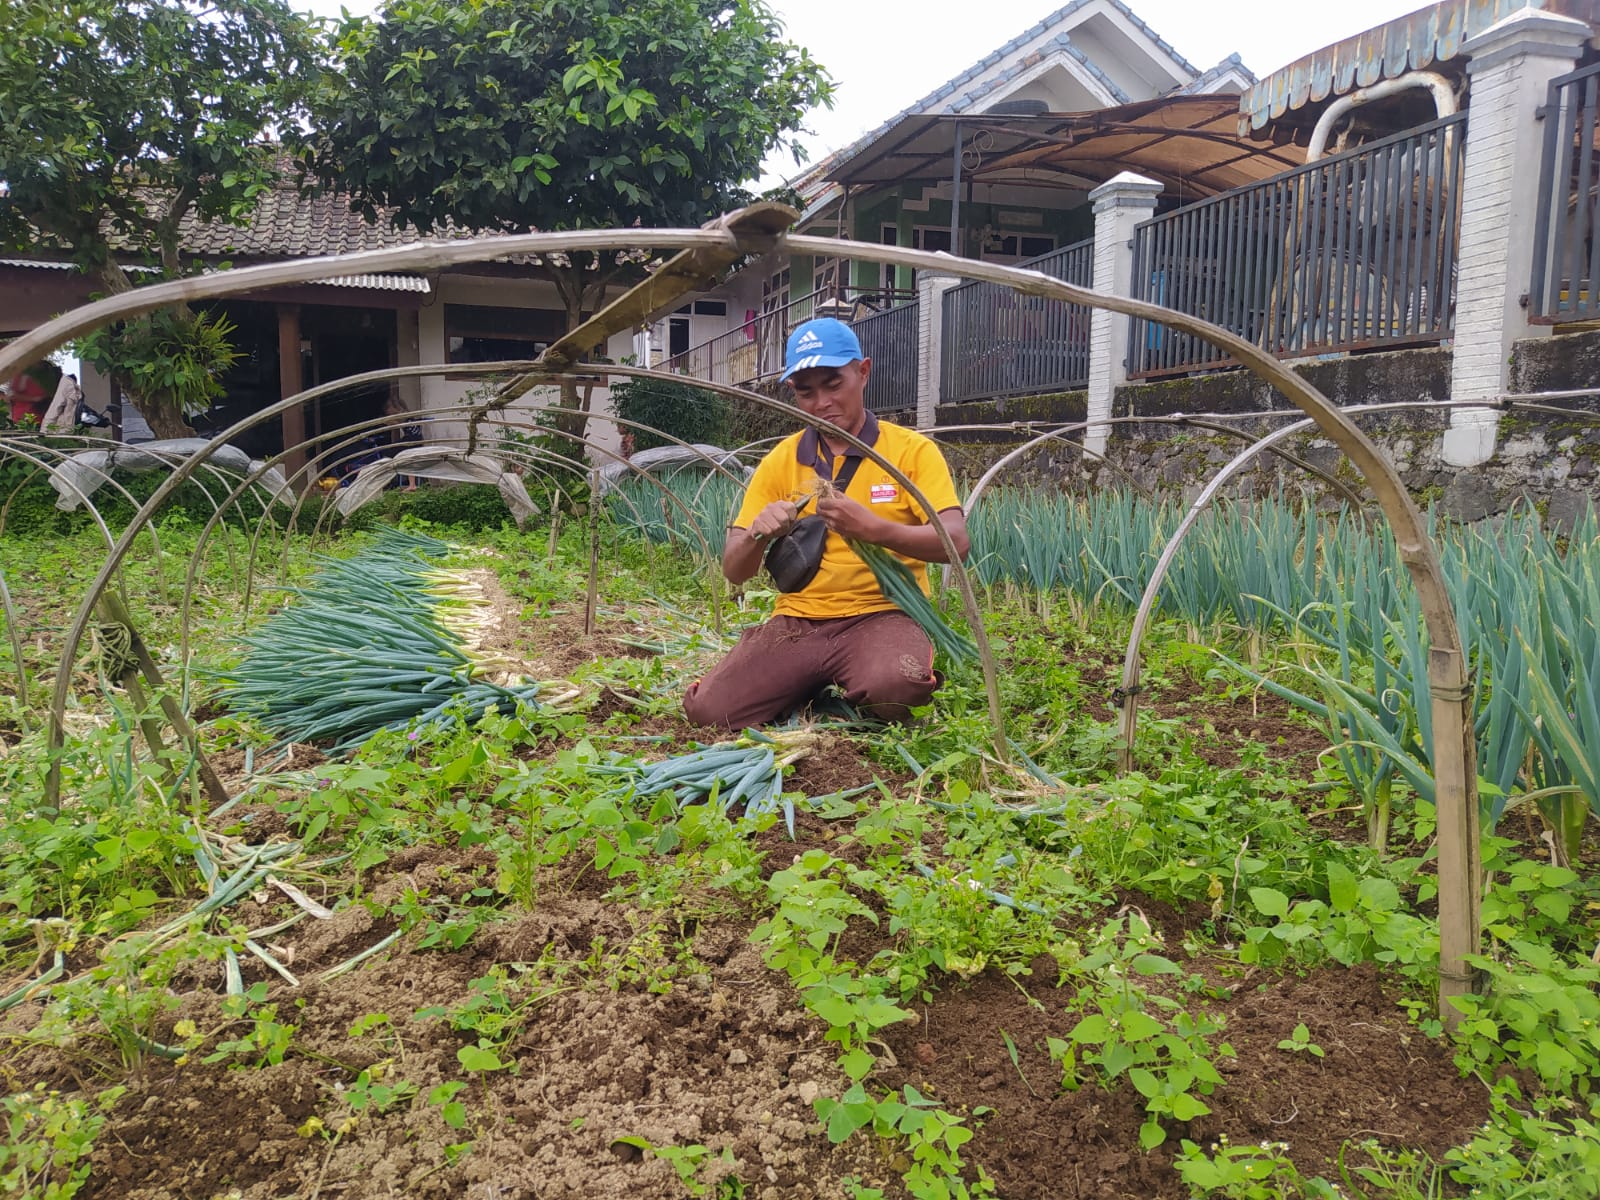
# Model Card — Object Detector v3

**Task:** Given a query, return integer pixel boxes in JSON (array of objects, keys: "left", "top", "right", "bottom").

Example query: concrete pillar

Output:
[
  {"left": 1086, "top": 172, "right": 1162, "bottom": 457},
  {"left": 914, "top": 270, "right": 961, "bottom": 429},
  {"left": 1445, "top": 8, "right": 1589, "bottom": 467},
  {"left": 395, "top": 308, "right": 421, "bottom": 409},
  {"left": 276, "top": 305, "right": 306, "bottom": 485}
]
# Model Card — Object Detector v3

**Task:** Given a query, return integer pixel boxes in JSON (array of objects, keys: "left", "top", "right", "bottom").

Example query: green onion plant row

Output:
[
  {"left": 966, "top": 490, "right": 1600, "bottom": 858},
  {"left": 212, "top": 529, "right": 543, "bottom": 753}
]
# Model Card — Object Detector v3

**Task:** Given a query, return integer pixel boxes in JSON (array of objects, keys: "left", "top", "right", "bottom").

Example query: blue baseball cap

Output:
[{"left": 780, "top": 318, "right": 862, "bottom": 382}]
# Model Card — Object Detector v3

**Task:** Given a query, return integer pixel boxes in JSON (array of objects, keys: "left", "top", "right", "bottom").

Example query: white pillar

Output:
[
  {"left": 1086, "top": 173, "right": 1162, "bottom": 457},
  {"left": 915, "top": 270, "right": 961, "bottom": 429},
  {"left": 1445, "top": 8, "right": 1589, "bottom": 467}
]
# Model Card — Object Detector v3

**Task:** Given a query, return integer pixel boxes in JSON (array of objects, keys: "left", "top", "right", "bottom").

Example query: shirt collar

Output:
[{"left": 795, "top": 410, "right": 880, "bottom": 479}]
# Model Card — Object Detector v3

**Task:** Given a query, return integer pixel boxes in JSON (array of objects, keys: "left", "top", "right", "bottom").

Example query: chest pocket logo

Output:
[{"left": 869, "top": 482, "right": 898, "bottom": 504}]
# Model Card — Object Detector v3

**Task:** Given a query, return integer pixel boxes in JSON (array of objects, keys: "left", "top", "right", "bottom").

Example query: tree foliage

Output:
[
  {"left": 307, "top": 0, "right": 829, "bottom": 442},
  {"left": 311, "top": 0, "right": 830, "bottom": 246},
  {"left": 611, "top": 375, "right": 732, "bottom": 452},
  {"left": 0, "top": 0, "right": 325, "bottom": 434}
]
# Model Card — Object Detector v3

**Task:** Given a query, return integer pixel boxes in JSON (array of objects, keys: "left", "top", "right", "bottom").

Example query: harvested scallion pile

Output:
[
  {"left": 213, "top": 529, "right": 548, "bottom": 752},
  {"left": 632, "top": 729, "right": 818, "bottom": 836}
]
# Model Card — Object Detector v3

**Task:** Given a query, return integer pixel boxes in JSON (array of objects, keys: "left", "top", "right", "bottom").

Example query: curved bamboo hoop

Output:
[
  {"left": 1113, "top": 398, "right": 1557, "bottom": 770},
  {"left": 0, "top": 218, "right": 1477, "bottom": 1022},
  {"left": 177, "top": 393, "right": 745, "bottom": 664}
]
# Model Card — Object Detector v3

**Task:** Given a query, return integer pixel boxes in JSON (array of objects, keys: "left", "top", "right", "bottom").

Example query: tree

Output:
[
  {"left": 0, "top": 0, "right": 326, "bottom": 437},
  {"left": 307, "top": 0, "right": 831, "bottom": 441}
]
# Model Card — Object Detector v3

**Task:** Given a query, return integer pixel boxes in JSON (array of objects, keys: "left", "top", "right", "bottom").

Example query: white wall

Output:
[{"left": 417, "top": 273, "right": 629, "bottom": 462}]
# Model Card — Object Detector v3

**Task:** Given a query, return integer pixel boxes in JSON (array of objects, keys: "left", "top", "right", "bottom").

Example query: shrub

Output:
[{"left": 611, "top": 376, "right": 732, "bottom": 452}]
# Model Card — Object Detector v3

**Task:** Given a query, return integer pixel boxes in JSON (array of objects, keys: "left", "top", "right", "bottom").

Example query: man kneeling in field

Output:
[{"left": 683, "top": 318, "right": 969, "bottom": 729}]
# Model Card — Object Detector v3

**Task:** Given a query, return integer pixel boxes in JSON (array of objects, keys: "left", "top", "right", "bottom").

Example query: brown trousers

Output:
[{"left": 682, "top": 610, "right": 939, "bottom": 729}]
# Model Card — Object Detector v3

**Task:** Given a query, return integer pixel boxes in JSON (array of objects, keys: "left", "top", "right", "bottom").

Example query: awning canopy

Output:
[
  {"left": 1239, "top": 0, "right": 1600, "bottom": 137},
  {"left": 818, "top": 95, "right": 1306, "bottom": 204}
]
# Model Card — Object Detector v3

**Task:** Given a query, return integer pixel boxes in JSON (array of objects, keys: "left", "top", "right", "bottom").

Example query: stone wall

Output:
[{"left": 930, "top": 335, "right": 1600, "bottom": 523}]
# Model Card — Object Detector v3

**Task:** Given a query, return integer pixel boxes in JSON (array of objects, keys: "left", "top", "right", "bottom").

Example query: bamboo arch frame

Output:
[
  {"left": 0, "top": 214, "right": 1481, "bottom": 1023},
  {"left": 169, "top": 379, "right": 772, "bottom": 662}
]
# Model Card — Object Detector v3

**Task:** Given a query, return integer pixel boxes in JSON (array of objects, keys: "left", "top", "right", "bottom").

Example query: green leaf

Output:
[
  {"left": 839, "top": 1047, "right": 874, "bottom": 1081},
  {"left": 1249, "top": 887, "right": 1290, "bottom": 919},
  {"left": 1325, "top": 862, "right": 1358, "bottom": 914},
  {"left": 1069, "top": 1013, "right": 1111, "bottom": 1044},
  {"left": 457, "top": 1043, "right": 506, "bottom": 1072},
  {"left": 1118, "top": 1010, "right": 1163, "bottom": 1042},
  {"left": 1168, "top": 1092, "right": 1211, "bottom": 1121},
  {"left": 1100, "top": 1040, "right": 1137, "bottom": 1077},
  {"left": 1130, "top": 953, "right": 1181, "bottom": 976},
  {"left": 1139, "top": 1119, "right": 1167, "bottom": 1150}
]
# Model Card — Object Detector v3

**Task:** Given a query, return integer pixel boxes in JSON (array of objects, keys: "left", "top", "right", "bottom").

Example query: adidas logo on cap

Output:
[{"left": 795, "top": 330, "right": 823, "bottom": 350}]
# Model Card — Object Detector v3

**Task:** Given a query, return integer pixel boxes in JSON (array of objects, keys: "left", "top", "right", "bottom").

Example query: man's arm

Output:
[{"left": 815, "top": 496, "right": 970, "bottom": 563}]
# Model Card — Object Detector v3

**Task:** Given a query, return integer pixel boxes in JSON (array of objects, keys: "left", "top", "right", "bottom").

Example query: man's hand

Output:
[
  {"left": 748, "top": 499, "right": 800, "bottom": 542},
  {"left": 816, "top": 494, "right": 886, "bottom": 543}
]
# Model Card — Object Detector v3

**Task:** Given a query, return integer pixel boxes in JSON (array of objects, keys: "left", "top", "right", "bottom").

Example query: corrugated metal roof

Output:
[
  {"left": 818, "top": 95, "right": 1304, "bottom": 204},
  {"left": 311, "top": 274, "right": 431, "bottom": 294},
  {"left": 1240, "top": 0, "right": 1600, "bottom": 133}
]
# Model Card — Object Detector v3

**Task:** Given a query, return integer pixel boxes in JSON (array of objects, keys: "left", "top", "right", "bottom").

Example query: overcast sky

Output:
[{"left": 303, "top": 0, "right": 1423, "bottom": 182}]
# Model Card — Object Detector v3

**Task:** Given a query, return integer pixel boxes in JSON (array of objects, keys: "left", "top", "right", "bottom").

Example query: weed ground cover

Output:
[{"left": 2, "top": 507, "right": 1598, "bottom": 1200}]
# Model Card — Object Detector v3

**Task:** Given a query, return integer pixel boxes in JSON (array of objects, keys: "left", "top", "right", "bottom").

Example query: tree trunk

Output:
[
  {"left": 91, "top": 259, "right": 198, "bottom": 438},
  {"left": 548, "top": 281, "right": 592, "bottom": 449},
  {"left": 138, "top": 394, "right": 197, "bottom": 440}
]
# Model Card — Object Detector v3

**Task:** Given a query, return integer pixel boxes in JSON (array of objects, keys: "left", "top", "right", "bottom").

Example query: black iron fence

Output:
[
  {"left": 853, "top": 300, "right": 920, "bottom": 414},
  {"left": 1129, "top": 112, "right": 1466, "bottom": 378},
  {"left": 940, "top": 239, "right": 1094, "bottom": 403},
  {"left": 1532, "top": 62, "right": 1600, "bottom": 324}
]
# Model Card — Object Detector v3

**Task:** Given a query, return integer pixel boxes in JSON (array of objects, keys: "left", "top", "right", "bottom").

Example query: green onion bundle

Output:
[
  {"left": 213, "top": 529, "right": 541, "bottom": 752},
  {"left": 848, "top": 539, "right": 977, "bottom": 665},
  {"left": 632, "top": 730, "right": 817, "bottom": 836}
]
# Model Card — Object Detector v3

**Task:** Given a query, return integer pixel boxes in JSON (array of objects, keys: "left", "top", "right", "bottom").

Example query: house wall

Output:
[
  {"left": 845, "top": 186, "right": 1095, "bottom": 293},
  {"left": 416, "top": 273, "right": 630, "bottom": 459}
]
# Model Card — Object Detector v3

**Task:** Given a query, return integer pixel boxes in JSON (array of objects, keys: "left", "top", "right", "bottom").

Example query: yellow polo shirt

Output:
[{"left": 733, "top": 418, "right": 962, "bottom": 620}]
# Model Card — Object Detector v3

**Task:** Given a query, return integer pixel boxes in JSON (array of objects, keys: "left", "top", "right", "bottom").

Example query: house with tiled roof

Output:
[
  {"left": 653, "top": 0, "right": 1254, "bottom": 392},
  {"left": 2, "top": 182, "right": 637, "bottom": 458}
]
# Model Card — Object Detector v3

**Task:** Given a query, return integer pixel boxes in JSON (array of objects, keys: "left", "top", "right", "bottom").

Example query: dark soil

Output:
[
  {"left": 1, "top": 811, "right": 1492, "bottom": 1200},
  {"left": 5, "top": 858, "right": 882, "bottom": 1200},
  {"left": 878, "top": 959, "right": 1488, "bottom": 1200},
  {"left": 1050, "top": 648, "right": 1322, "bottom": 775}
]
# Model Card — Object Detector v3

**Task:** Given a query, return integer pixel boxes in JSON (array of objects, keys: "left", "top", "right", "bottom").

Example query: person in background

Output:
[
  {"left": 385, "top": 394, "right": 423, "bottom": 490},
  {"left": 41, "top": 373, "right": 84, "bottom": 434}
]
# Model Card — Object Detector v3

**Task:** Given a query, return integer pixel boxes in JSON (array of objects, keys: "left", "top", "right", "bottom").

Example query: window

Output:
[
  {"left": 980, "top": 232, "right": 1056, "bottom": 264},
  {"left": 813, "top": 257, "right": 844, "bottom": 301},
  {"left": 445, "top": 304, "right": 565, "bottom": 364},
  {"left": 761, "top": 268, "right": 790, "bottom": 316},
  {"left": 693, "top": 300, "right": 727, "bottom": 317}
]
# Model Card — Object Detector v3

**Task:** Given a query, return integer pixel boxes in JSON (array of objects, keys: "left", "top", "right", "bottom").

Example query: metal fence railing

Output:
[
  {"left": 853, "top": 300, "right": 920, "bottom": 413},
  {"left": 661, "top": 286, "right": 912, "bottom": 385},
  {"left": 1532, "top": 62, "right": 1600, "bottom": 324},
  {"left": 940, "top": 239, "right": 1094, "bottom": 404},
  {"left": 1129, "top": 112, "right": 1466, "bottom": 378}
]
